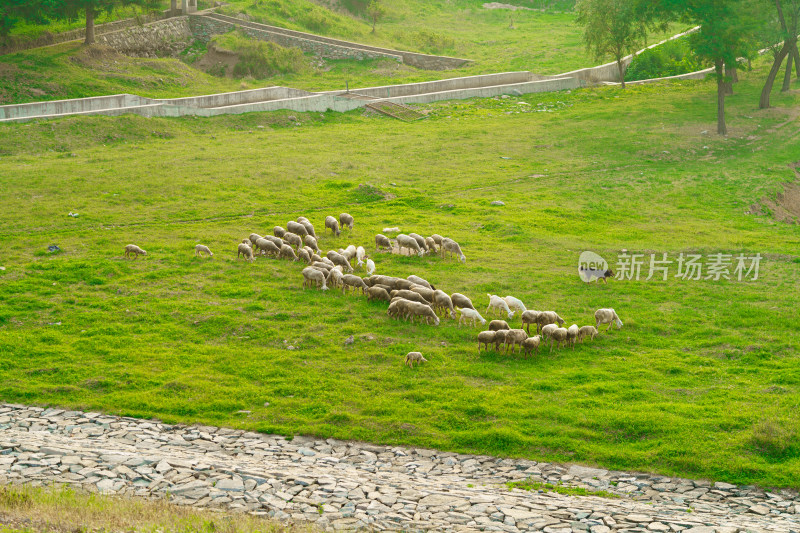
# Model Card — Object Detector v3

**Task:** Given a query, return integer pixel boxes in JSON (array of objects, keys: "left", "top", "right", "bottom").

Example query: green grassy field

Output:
[{"left": 1, "top": 58, "right": 799, "bottom": 489}]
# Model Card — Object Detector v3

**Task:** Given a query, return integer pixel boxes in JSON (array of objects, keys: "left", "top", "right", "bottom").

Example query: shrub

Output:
[
  {"left": 211, "top": 32, "right": 309, "bottom": 78},
  {"left": 624, "top": 36, "right": 704, "bottom": 82}
]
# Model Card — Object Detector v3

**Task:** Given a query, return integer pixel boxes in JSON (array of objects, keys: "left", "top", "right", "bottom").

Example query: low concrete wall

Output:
[
  {"left": 621, "top": 66, "right": 714, "bottom": 85},
  {"left": 97, "top": 17, "right": 193, "bottom": 56},
  {"left": 348, "top": 72, "right": 534, "bottom": 98},
  {"left": 160, "top": 86, "right": 313, "bottom": 107},
  {"left": 382, "top": 77, "right": 579, "bottom": 106},
  {"left": 0, "top": 94, "right": 149, "bottom": 120},
  {"left": 198, "top": 12, "right": 471, "bottom": 70}
]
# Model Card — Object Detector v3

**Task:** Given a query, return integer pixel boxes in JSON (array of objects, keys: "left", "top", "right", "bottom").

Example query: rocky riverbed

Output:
[{"left": 0, "top": 404, "right": 798, "bottom": 532}]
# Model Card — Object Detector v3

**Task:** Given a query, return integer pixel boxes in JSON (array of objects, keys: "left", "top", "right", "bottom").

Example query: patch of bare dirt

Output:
[
  {"left": 70, "top": 44, "right": 126, "bottom": 71},
  {"left": 751, "top": 162, "right": 800, "bottom": 224},
  {"left": 194, "top": 42, "right": 239, "bottom": 77}
]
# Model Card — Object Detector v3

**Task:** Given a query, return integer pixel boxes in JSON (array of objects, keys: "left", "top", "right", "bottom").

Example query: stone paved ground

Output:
[{"left": 0, "top": 404, "right": 798, "bottom": 533}]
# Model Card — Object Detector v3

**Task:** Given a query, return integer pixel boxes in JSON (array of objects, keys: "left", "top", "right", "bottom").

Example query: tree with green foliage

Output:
[
  {"left": 53, "top": 0, "right": 160, "bottom": 45},
  {"left": 758, "top": 0, "right": 800, "bottom": 107},
  {"left": 575, "top": 0, "right": 653, "bottom": 88},
  {"left": 366, "top": 0, "right": 384, "bottom": 34},
  {"left": 0, "top": 0, "right": 53, "bottom": 37}
]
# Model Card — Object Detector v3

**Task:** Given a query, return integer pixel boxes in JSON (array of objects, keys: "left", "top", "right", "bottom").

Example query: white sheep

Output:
[
  {"left": 248, "top": 233, "right": 262, "bottom": 246},
  {"left": 503, "top": 296, "right": 527, "bottom": 314},
  {"left": 303, "top": 235, "right": 320, "bottom": 253},
  {"left": 425, "top": 236, "right": 437, "bottom": 253},
  {"left": 273, "top": 226, "right": 286, "bottom": 238},
  {"left": 237, "top": 242, "right": 254, "bottom": 261},
  {"left": 595, "top": 308, "right": 623, "bottom": 332},
  {"left": 339, "top": 213, "right": 354, "bottom": 230},
  {"left": 283, "top": 232, "right": 303, "bottom": 250},
  {"left": 408, "top": 233, "right": 428, "bottom": 252},
  {"left": 549, "top": 327, "right": 568, "bottom": 352},
  {"left": 578, "top": 325, "right": 598, "bottom": 343},
  {"left": 396, "top": 234, "right": 423, "bottom": 257},
  {"left": 407, "top": 275, "right": 433, "bottom": 289},
  {"left": 264, "top": 235, "right": 283, "bottom": 247},
  {"left": 541, "top": 323, "right": 558, "bottom": 340},
  {"left": 408, "top": 301, "right": 440, "bottom": 326},
  {"left": 478, "top": 330, "right": 496, "bottom": 352},
  {"left": 504, "top": 329, "right": 528, "bottom": 354},
  {"left": 341, "top": 245, "right": 357, "bottom": 262},
  {"left": 536, "top": 311, "right": 565, "bottom": 333},
  {"left": 566, "top": 324, "right": 579, "bottom": 348},
  {"left": 255, "top": 238, "right": 279, "bottom": 257},
  {"left": 367, "top": 286, "right": 390, "bottom": 302},
  {"left": 326, "top": 250, "right": 353, "bottom": 272},
  {"left": 302, "top": 267, "right": 328, "bottom": 290},
  {"left": 195, "top": 244, "right": 213, "bottom": 257},
  {"left": 287, "top": 221, "right": 308, "bottom": 238},
  {"left": 405, "top": 352, "right": 428, "bottom": 368},
  {"left": 487, "top": 294, "right": 515, "bottom": 319},
  {"left": 124, "top": 244, "right": 147, "bottom": 259},
  {"left": 451, "top": 293, "right": 475, "bottom": 310},
  {"left": 432, "top": 290, "right": 456, "bottom": 319},
  {"left": 521, "top": 310, "right": 541, "bottom": 334},
  {"left": 458, "top": 307, "right": 486, "bottom": 327},
  {"left": 409, "top": 286, "right": 434, "bottom": 303},
  {"left": 375, "top": 234, "right": 392, "bottom": 252},
  {"left": 298, "top": 249, "right": 311, "bottom": 264},
  {"left": 325, "top": 216, "right": 341, "bottom": 237},
  {"left": 522, "top": 336, "right": 540, "bottom": 357},
  {"left": 430, "top": 234, "right": 444, "bottom": 247},
  {"left": 355, "top": 246, "right": 366, "bottom": 267},
  {"left": 366, "top": 258, "right": 376, "bottom": 276},
  {"left": 279, "top": 244, "right": 297, "bottom": 261},
  {"left": 488, "top": 320, "right": 510, "bottom": 331},
  {"left": 326, "top": 267, "right": 344, "bottom": 289},
  {"left": 342, "top": 274, "right": 368, "bottom": 295},
  {"left": 441, "top": 238, "right": 466, "bottom": 263}
]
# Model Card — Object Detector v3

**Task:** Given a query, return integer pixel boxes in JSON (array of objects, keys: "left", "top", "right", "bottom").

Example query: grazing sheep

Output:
[
  {"left": 279, "top": 244, "right": 297, "bottom": 261},
  {"left": 388, "top": 298, "right": 414, "bottom": 320},
  {"left": 326, "top": 251, "right": 353, "bottom": 272},
  {"left": 302, "top": 267, "right": 328, "bottom": 290},
  {"left": 396, "top": 234, "right": 424, "bottom": 257},
  {"left": 541, "top": 324, "right": 558, "bottom": 340},
  {"left": 367, "top": 286, "right": 391, "bottom": 302},
  {"left": 595, "top": 308, "right": 623, "bottom": 332},
  {"left": 237, "top": 242, "right": 254, "bottom": 261},
  {"left": 409, "top": 286, "right": 434, "bottom": 303},
  {"left": 451, "top": 293, "right": 475, "bottom": 310},
  {"left": 297, "top": 217, "right": 317, "bottom": 238},
  {"left": 286, "top": 221, "right": 308, "bottom": 238},
  {"left": 255, "top": 238, "right": 280, "bottom": 257},
  {"left": 405, "top": 352, "right": 428, "bottom": 368},
  {"left": 425, "top": 237, "right": 437, "bottom": 253},
  {"left": 298, "top": 249, "right": 312, "bottom": 264},
  {"left": 303, "top": 235, "right": 320, "bottom": 253},
  {"left": 195, "top": 244, "right": 213, "bottom": 257},
  {"left": 368, "top": 275, "right": 397, "bottom": 287},
  {"left": 521, "top": 310, "right": 541, "bottom": 334},
  {"left": 488, "top": 320, "right": 510, "bottom": 331},
  {"left": 441, "top": 238, "right": 466, "bottom": 263},
  {"left": 342, "top": 274, "right": 368, "bottom": 295},
  {"left": 273, "top": 226, "right": 286, "bottom": 238},
  {"left": 407, "top": 275, "right": 434, "bottom": 290},
  {"left": 248, "top": 233, "right": 262, "bottom": 246},
  {"left": 392, "top": 279, "right": 415, "bottom": 291},
  {"left": 578, "top": 325, "right": 598, "bottom": 342},
  {"left": 366, "top": 258, "right": 376, "bottom": 276},
  {"left": 430, "top": 234, "right": 444, "bottom": 247},
  {"left": 536, "top": 311, "right": 565, "bottom": 333},
  {"left": 390, "top": 290, "right": 430, "bottom": 305},
  {"left": 549, "top": 327, "right": 568, "bottom": 352},
  {"left": 458, "top": 307, "right": 486, "bottom": 327},
  {"left": 522, "top": 336, "right": 541, "bottom": 357},
  {"left": 356, "top": 246, "right": 366, "bottom": 268},
  {"left": 341, "top": 245, "right": 357, "bottom": 262},
  {"left": 339, "top": 213, "right": 354, "bottom": 230},
  {"left": 312, "top": 261, "right": 333, "bottom": 272},
  {"left": 283, "top": 232, "right": 303, "bottom": 250},
  {"left": 373, "top": 283, "right": 392, "bottom": 292},
  {"left": 566, "top": 324, "right": 579, "bottom": 348},
  {"left": 311, "top": 253, "right": 323, "bottom": 264},
  {"left": 504, "top": 329, "right": 528, "bottom": 354},
  {"left": 432, "top": 290, "right": 456, "bottom": 319},
  {"left": 487, "top": 294, "right": 515, "bottom": 319},
  {"left": 264, "top": 235, "right": 283, "bottom": 247},
  {"left": 503, "top": 296, "right": 527, "bottom": 314},
  {"left": 408, "top": 233, "right": 428, "bottom": 253},
  {"left": 493, "top": 330, "right": 508, "bottom": 351},
  {"left": 322, "top": 257, "right": 335, "bottom": 267},
  {"left": 124, "top": 244, "right": 147, "bottom": 259},
  {"left": 375, "top": 234, "right": 392, "bottom": 252},
  {"left": 408, "top": 301, "right": 440, "bottom": 326},
  {"left": 325, "top": 216, "right": 341, "bottom": 237},
  {"left": 478, "top": 330, "right": 496, "bottom": 352},
  {"left": 326, "top": 267, "right": 344, "bottom": 289}
]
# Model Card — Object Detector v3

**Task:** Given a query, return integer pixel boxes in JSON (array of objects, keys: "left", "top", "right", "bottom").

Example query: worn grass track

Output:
[{"left": 0, "top": 58, "right": 799, "bottom": 488}]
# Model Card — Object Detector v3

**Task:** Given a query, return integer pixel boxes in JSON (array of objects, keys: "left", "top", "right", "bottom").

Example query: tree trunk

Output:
[
  {"left": 793, "top": 42, "right": 800, "bottom": 78},
  {"left": 171, "top": 0, "right": 177, "bottom": 15},
  {"left": 760, "top": 42, "right": 791, "bottom": 109},
  {"left": 617, "top": 58, "right": 626, "bottom": 88},
  {"left": 782, "top": 51, "right": 793, "bottom": 91},
  {"left": 371, "top": 16, "right": 376, "bottom": 33},
  {"left": 716, "top": 59, "right": 726, "bottom": 136},
  {"left": 84, "top": 8, "right": 95, "bottom": 45}
]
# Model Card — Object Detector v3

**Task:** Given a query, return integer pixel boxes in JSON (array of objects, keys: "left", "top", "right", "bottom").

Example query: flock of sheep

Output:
[{"left": 122, "top": 212, "right": 624, "bottom": 365}]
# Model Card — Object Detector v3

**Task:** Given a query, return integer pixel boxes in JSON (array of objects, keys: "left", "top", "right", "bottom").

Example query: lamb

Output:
[
  {"left": 286, "top": 221, "right": 308, "bottom": 238},
  {"left": 441, "top": 238, "right": 466, "bottom": 263},
  {"left": 504, "top": 329, "right": 528, "bottom": 354},
  {"left": 536, "top": 311, "right": 565, "bottom": 333},
  {"left": 578, "top": 325, "right": 598, "bottom": 342},
  {"left": 325, "top": 216, "right": 341, "bottom": 237},
  {"left": 521, "top": 310, "right": 541, "bottom": 334},
  {"left": 255, "top": 238, "right": 279, "bottom": 257},
  {"left": 342, "top": 274, "right": 368, "bottom": 295},
  {"left": 339, "top": 213, "right": 354, "bottom": 231},
  {"left": 356, "top": 246, "right": 366, "bottom": 268},
  {"left": 237, "top": 242, "right": 254, "bottom": 261},
  {"left": 195, "top": 244, "right": 213, "bottom": 257},
  {"left": 283, "top": 232, "right": 303, "bottom": 250},
  {"left": 273, "top": 226, "right": 286, "bottom": 238},
  {"left": 487, "top": 294, "right": 515, "bottom": 319},
  {"left": 279, "top": 244, "right": 297, "bottom": 261},
  {"left": 390, "top": 290, "right": 430, "bottom": 305},
  {"left": 409, "top": 286, "right": 434, "bottom": 303},
  {"left": 541, "top": 324, "right": 558, "bottom": 340},
  {"left": 405, "top": 352, "right": 428, "bottom": 368},
  {"left": 458, "top": 307, "right": 486, "bottom": 327},
  {"left": 367, "top": 286, "right": 391, "bottom": 302},
  {"left": 522, "top": 336, "right": 541, "bottom": 357},
  {"left": 298, "top": 249, "right": 311, "bottom": 264},
  {"left": 366, "top": 258, "right": 376, "bottom": 276},
  {"left": 248, "top": 233, "right": 262, "bottom": 246},
  {"left": 375, "top": 234, "right": 392, "bottom": 252},
  {"left": 407, "top": 275, "right": 434, "bottom": 290},
  {"left": 396, "top": 234, "right": 423, "bottom": 257},
  {"left": 407, "top": 301, "right": 440, "bottom": 326},
  {"left": 408, "top": 233, "right": 428, "bottom": 253},
  {"left": 488, "top": 320, "right": 510, "bottom": 331},
  {"left": 425, "top": 237, "right": 437, "bottom": 252},
  {"left": 302, "top": 267, "right": 328, "bottom": 290},
  {"left": 297, "top": 217, "right": 316, "bottom": 238},
  {"left": 326, "top": 267, "right": 344, "bottom": 289},
  {"left": 549, "top": 327, "right": 568, "bottom": 352},
  {"left": 478, "top": 330, "right": 496, "bottom": 352},
  {"left": 303, "top": 235, "right": 320, "bottom": 253},
  {"left": 432, "top": 290, "right": 456, "bottom": 319},
  {"left": 326, "top": 251, "right": 353, "bottom": 272},
  {"left": 493, "top": 330, "right": 508, "bottom": 351},
  {"left": 595, "top": 308, "right": 623, "bottom": 332},
  {"left": 566, "top": 324, "right": 579, "bottom": 348},
  {"left": 503, "top": 296, "right": 527, "bottom": 314},
  {"left": 122, "top": 244, "right": 147, "bottom": 259},
  {"left": 451, "top": 293, "right": 475, "bottom": 310}
]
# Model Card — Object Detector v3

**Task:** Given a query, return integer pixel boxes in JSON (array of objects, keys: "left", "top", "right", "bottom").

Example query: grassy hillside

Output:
[{"left": 1, "top": 59, "right": 799, "bottom": 488}]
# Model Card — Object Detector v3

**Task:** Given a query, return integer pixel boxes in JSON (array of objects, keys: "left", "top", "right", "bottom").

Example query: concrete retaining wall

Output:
[
  {"left": 348, "top": 72, "right": 535, "bottom": 99},
  {"left": 97, "top": 17, "right": 193, "bottom": 56},
  {"left": 382, "top": 77, "right": 580, "bottom": 106}
]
